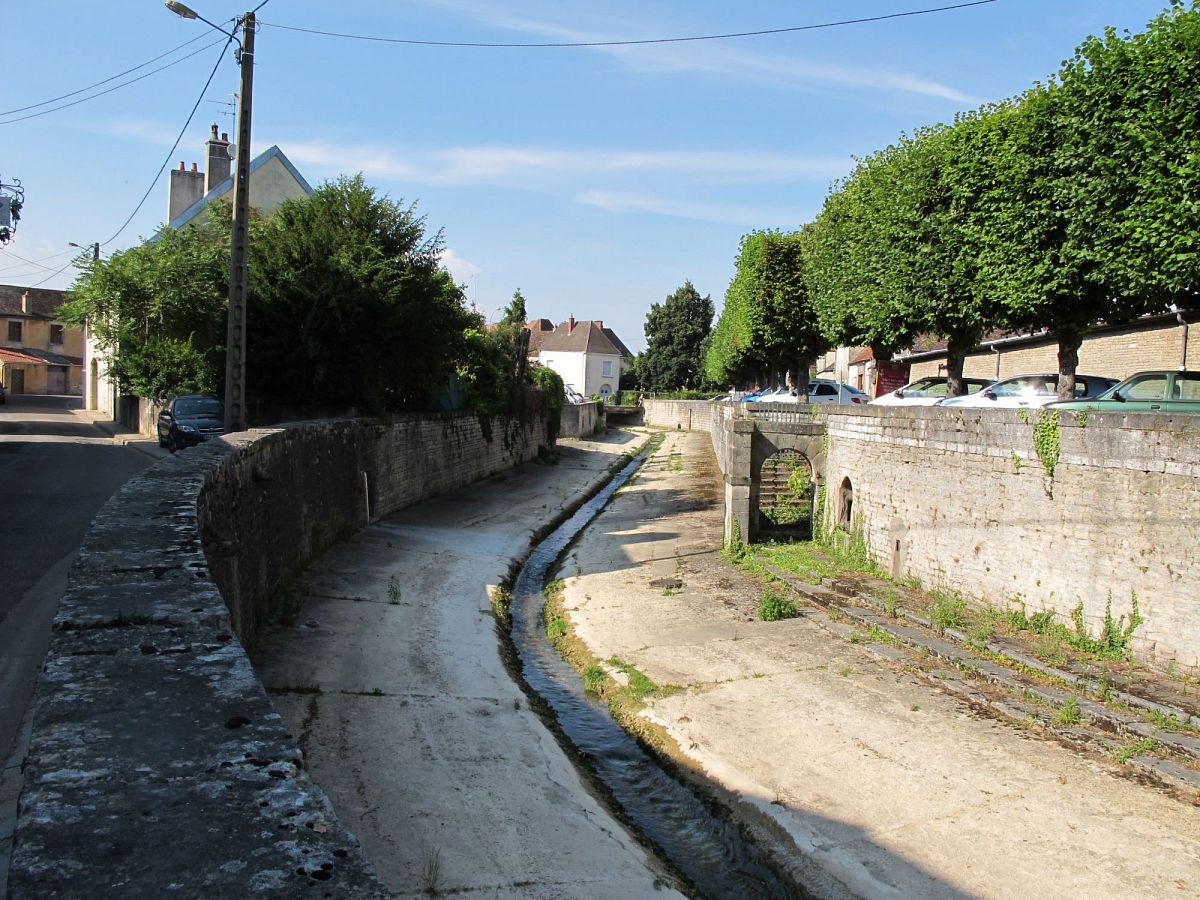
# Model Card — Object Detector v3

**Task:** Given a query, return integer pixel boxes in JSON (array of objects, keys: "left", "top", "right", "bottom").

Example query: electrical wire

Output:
[
  {"left": 99, "top": 33, "right": 236, "bottom": 249},
  {"left": 0, "top": 33, "right": 212, "bottom": 117},
  {"left": 261, "top": 0, "right": 998, "bottom": 49},
  {"left": 25, "top": 257, "right": 80, "bottom": 289},
  {"left": 0, "top": 40, "right": 225, "bottom": 127},
  {"left": 0, "top": 247, "right": 77, "bottom": 273}
]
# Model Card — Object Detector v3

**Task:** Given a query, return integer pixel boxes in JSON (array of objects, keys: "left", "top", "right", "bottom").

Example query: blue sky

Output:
[{"left": 0, "top": 1, "right": 1175, "bottom": 352}]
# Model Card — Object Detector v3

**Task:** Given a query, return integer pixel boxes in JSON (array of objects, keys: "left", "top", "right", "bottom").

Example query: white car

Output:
[
  {"left": 871, "top": 376, "right": 995, "bottom": 406},
  {"left": 936, "top": 373, "right": 1119, "bottom": 409},
  {"left": 756, "top": 379, "right": 867, "bottom": 405}
]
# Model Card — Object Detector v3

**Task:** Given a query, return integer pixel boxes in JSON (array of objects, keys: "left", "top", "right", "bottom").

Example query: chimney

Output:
[
  {"left": 205, "top": 124, "right": 232, "bottom": 193},
  {"left": 168, "top": 160, "right": 205, "bottom": 223},
  {"left": 594, "top": 320, "right": 603, "bottom": 330},
  {"left": 21, "top": 291, "right": 29, "bottom": 314},
  {"left": 567, "top": 316, "right": 576, "bottom": 334}
]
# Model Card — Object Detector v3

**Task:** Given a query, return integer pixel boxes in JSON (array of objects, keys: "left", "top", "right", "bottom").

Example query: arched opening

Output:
[
  {"left": 757, "top": 449, "right": 814, "bottom": 539},
  {"left": 837, "top": 476, "right": 854, "bottom": 528}
]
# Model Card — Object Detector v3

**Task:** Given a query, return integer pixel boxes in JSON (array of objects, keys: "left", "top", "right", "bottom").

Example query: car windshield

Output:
[
  {"left": 901, "top": 378, "right": 946, "bottom": 397},
  {"left": 175, "top": 397, "right": 224, "bottom": 418},
  {"left": 991, "top": 376, "right": 1054, "bottom": 398}
]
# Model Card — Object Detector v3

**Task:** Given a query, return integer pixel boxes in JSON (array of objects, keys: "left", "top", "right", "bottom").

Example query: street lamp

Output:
[
  {"left": 166, "top": 1, "right": 255, "bottom": 433},
  {"left": 69, "top": 241, "right": 100, "bottom": 261}
]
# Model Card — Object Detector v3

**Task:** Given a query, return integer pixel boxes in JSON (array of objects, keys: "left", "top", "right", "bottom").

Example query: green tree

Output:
[
  {"left": 640, "top": 280, "right": 713, "bottom": 390},
  {"left": 248, "top": 175, "right": 474, "bottom": 413},
  {"left": 707, "top": 231, "right": 827, "bottom": 396},
  {"left": 60, "top": 217, "right": 231, "bottom": 401}
]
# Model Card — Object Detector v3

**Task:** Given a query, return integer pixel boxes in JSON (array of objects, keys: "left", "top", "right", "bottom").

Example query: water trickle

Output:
[{"left": 509, "top": 449, "right": 807, "bottom": 899}]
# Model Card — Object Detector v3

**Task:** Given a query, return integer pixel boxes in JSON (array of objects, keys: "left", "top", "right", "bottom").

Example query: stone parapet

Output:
[{"left": 9, "top": 411, "right": 548, "bottom": 897}]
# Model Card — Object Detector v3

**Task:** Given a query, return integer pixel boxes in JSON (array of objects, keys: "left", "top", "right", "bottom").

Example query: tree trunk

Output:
[
  {"left": 1057, "top": 331, "right": 1082, "bottom": 400},
  {"left": 944, "top": 336, "right": 968, "bottom": 396},
  {"left": 795, "top": 354, "right": 813, "bottom": 402}
]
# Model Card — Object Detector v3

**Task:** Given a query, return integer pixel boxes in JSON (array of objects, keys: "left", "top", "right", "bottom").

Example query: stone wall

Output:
[
  {"left": 642, "top": 398, "right": 716, "bottom": 433},
  {"left": 560, "top": 400, "right": 605, "bottom": 439},
  {"left": 11, "top": 411, "right": 549, "bottom": 897},
  {"left": 822, "top": 406, "right": 1200, "bottom": 670}
]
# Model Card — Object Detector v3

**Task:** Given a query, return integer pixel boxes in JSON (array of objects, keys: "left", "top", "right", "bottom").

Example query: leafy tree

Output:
[
  {"left": 707, "top": 231, "right": 827, "bottom": 396},
  {"left": 60, "top": 217, "right": 231, "bottom": 401},
  {"left": 248, "top": 175, "right": 474, "bottom": 413},
  {"left": 640, "top": 280, "right": 713, "bottom": 390}
]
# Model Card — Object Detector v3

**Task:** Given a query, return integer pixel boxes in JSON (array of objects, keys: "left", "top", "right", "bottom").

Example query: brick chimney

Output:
[
  {"left": 168, "top": 161, "right": 204, "bottom": 223},
  {"left": 594, "top": 320, "right": 603, "bottom": 330},
  {"left": 566, "top": 316, "right": 576, "bottom": 334},
  {"left": 205, "top": 124, "right": 232, "bottom": 193}
]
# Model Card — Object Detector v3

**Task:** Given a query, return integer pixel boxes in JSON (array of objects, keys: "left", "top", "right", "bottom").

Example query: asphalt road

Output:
[{"left": 0, "top": 394, "right": 153, "bottom": 894}]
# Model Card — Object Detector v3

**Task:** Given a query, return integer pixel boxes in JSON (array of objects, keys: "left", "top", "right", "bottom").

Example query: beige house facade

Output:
[{"left": 0, "top": 285, "right": 83, "bottom": 395}]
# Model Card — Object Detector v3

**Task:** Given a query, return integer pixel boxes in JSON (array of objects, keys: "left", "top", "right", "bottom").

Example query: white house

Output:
[{"left": 527, "top": 316, "right": 632, "bottom": 400}]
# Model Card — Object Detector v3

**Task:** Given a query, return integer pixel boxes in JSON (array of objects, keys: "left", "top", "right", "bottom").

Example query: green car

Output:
[{"left": 1047, "top": 370, "right": 1200, "bottom": 414}]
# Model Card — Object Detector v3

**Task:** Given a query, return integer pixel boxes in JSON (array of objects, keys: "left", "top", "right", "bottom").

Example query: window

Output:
[
  {"left": 1125, "top": 375, "right": 1168, "bottom": 401},
  {"left": 602, "top": 360, "right": 613, "bottom": 377},
  {"left": 50, "top": 324, "right": 64, "bottom": 345},
  {"left": 6, "top": 321, "right": 21, "bottom": 343},
  {"left": 1175, "top": 374, "right": 1200, "bottom": 400}
]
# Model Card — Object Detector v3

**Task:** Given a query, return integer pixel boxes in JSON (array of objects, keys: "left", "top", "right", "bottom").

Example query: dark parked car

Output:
[
  {"left": 1047, "top": 370, "right": 1200, "bottom": 415},
  {"left": 157, "top": 394, "right": 226, "bottom": 452}
]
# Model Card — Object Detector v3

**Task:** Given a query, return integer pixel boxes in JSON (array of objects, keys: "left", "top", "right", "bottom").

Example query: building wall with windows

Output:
[{"left": 0, "top": 285, "right": 84, "bottom": 395}]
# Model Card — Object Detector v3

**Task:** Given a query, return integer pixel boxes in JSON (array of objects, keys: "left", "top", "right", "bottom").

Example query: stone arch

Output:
[{"left": 756, "top": 449, "right": 815, "bottom": 538}]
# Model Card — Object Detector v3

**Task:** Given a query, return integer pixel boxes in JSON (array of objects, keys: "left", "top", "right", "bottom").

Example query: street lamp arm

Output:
[{"left": 165, "top": 1, "right": 243, "bottom": 51}]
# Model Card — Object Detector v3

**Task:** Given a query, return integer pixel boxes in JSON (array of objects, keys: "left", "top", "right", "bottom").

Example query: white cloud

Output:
[
  {"left": 415, "top": 0, "right": 977, "bottom": 103},
  {"left": 284, "top": 141, "right": 848, "bottom": 189},
  {"left": 438, "top": 247, "right": 480, "bottom": 285},
  {"left": 576, "top": 190, "right": 804, "bottom": 227}
]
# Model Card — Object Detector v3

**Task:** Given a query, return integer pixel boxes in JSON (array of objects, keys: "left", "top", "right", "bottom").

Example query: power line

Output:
[
  {"left": 25, "top": 257, "right": 79, "bottom": 289},
  {"left": 101, "top": 34, "right": 236, "bottom": 248},
  {"left": 261, "top": 0, "right": 998, "bottom": 49},
  {"left": 0, "top": 247, "right": 76, "bottom": 273},
  {"left": 0, "top": 39, "right": 225, "bottom": 127},
  {"left": 0, "top": 33, "right": 211, "bottom": 117}
]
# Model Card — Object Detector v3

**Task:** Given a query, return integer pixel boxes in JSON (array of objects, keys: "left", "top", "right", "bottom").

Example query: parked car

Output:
[
  {"left": 1047, "top": 370, "right": 1200, "bottom": 415},
  {"left": 157, "top": 394, "right": 226, "bottom": 452},
  {"left": 752, "top": 380, "right": 867, "bottom": 405},
  {"left": 936, "top": 373, "right": 1118, "bottom": 409},
  {"left": 563, "top": 385, "right": 587, "bottom": 404},
  {"left": 870, "top": 376, "right": 995, "bottom": 406},
  {"left": 744, "top": 386, "right": 791, "bottom": 403}
]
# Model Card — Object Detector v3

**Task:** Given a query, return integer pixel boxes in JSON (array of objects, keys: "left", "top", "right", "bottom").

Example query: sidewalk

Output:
[
  {"left": 70, "top": 408, "right": 169, "bottom": 460},
  {"left": 558, "top": 430, "right": 1200, "bottom": 899},
  {"left": 252, "top": 431, "right": 685, "bottom": 899}
]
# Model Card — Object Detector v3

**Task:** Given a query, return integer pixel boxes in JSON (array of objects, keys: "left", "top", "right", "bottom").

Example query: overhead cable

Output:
[
  {"left": 0, "top": 40, "right": 225, "bottom": 127},
  {"left": 261, "top": 0, "right": 998, "bottom": 49},
  {"left": 1, "top": 33, "right": 211, "bottom": 116},
  {"left": 100, "top": 33, "right": 236, "bottom": 248}
]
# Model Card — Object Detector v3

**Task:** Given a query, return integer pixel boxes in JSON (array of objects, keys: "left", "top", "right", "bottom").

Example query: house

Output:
[
  {"left": 526, "top": 316, "right": 633, "bottom": 400},
  {"left": 0, "top": 285, "right": 83, "bottom": 395},
  {"left": 85, "top": 126, "right": 314, "bottom": 422}
]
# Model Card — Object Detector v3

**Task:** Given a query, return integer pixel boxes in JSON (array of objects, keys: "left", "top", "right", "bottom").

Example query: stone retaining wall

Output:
[
  {"left": 821, "top": 406, "right": 1200, "bottom": 670},
  {"left": 10, "top": 411, "right": 549, "bottom": 898},
  {"left": 642, "top": 398, "right": 716, "bottom": 433},
  {"left": 560, "top": 400, "right": 605, "bottom": 439}
]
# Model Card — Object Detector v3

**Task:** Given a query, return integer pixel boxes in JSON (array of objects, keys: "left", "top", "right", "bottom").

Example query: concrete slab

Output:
[
  {"left": 255, "top": 433, "right": 684, "bottom": 898},
  {"left": 559, "top": 430, "right": 1200, "bottom": 899}
]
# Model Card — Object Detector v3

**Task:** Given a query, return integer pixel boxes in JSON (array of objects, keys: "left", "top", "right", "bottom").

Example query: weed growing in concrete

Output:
[
  {"left": 607, "top": 657, "right": 665, "bottom": 701},
  {"left": 867, "top": 626, "right": 900, "bottom": 646},
  {"left": 489, "top": 586, "right": 512, "bottom": 628},
  {"left": 661, "top": 586, "right": 680, "bottom": 597},
  {"left": 848, "top": 631, "right": 865, "bottom": 644},
  {"left": 1113, "top": 736, "right": 1158, "bottom": 764},
  {"left": 758, "top": 589, "right": 798, "bottom": 622},
  {"left": 667, "top": 449, "right": 684, "bottom": 472},
  {"left": 1144, "top": 709, "right": 1195, "bottom": 734},
  {"left": 421, "top": 848, "right": 442, "bottom": 895},
  {"left": 387, "top": 574, "right": 402, "bottom": 605},
  {"left": 1003, "top": 593, "right": 1142, "bottom": 661},
  {"left": 838, "top": 664, "right": 853, "bottom": 677},
  {"left": 1010, "top": 450, "right": 1023, "bottom": 473},
  {"left": 931, "top": 591, "right": 966, "bottom": 634},
  {"left": 1055, "top": 696, "right": 1083, "bottom": 725},
  {"left": 545, "top": 616, "right": 568, "bottom": 641}
]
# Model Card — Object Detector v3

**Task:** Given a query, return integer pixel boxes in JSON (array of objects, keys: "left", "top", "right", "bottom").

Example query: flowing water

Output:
[{"left": 509, "top": 449, "right": 807, "bottom": 899}]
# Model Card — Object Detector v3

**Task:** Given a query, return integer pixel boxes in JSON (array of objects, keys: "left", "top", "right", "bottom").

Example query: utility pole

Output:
[
  {"left": 166, "top": 2, "right": 255, "bottom": 433},
  {"left": 225, "top": 11, "right": 254, "bottom": 433}
]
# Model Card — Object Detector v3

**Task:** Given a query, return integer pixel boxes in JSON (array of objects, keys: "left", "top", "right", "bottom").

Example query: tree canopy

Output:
[{"left": 640, "top": 280, "right": 713, "bottom": 391}]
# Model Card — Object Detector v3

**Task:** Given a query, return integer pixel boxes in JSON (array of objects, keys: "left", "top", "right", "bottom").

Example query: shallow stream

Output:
[{"left": 508, "top": 448, "right": 806, "bottom": 899}]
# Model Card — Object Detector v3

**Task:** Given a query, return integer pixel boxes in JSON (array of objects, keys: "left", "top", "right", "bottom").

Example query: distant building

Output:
[
  {"left": 527, "top": 316, "right": 633, "bottom": 400},
  {"left": 0, "top": 285, "right": 83, "bottom": 395},
  {"left": 86, "top": 126, "right": 314, "bottom": 421}
]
